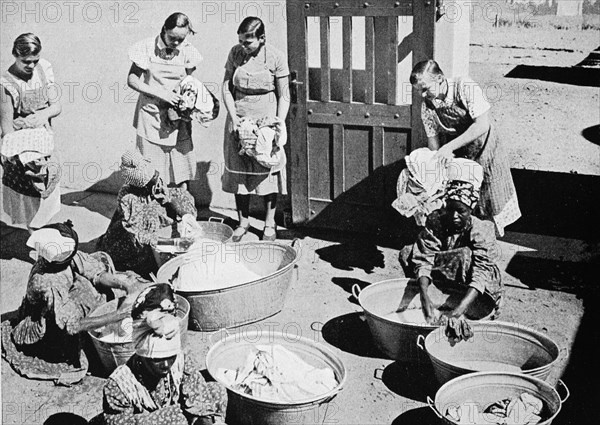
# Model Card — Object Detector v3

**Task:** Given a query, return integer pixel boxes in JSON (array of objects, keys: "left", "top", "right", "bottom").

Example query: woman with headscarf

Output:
[
  {"left": 97, "top": 150, "right": 197, "bottom": 277},
  {"left": 410, "top": 59, "right": 521, "bottom": 237},
  {"left": 0, "top": 33, "right": 62, "bottom": 231},
  {"left": 127, "top": 12, "right": 203, "bottom": 190},
  {"left": 411, "top": 159, "right": 503, "bottom": 327},
  {"left": 101, "top": 284, "right": 227, "bottom": 425},
  {"left": 0, "top": 220, "right": 144, "bottom": 385}
]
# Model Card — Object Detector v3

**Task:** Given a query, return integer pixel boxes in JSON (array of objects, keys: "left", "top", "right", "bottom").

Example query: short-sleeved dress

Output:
[
  {"left": 222, "top": 44, "right": 290, "bottom": 195},
  {"left": 0, "top": 58, "right": 61, "bottom": 229},
  {"left": 421, "top": 76, "right": 521, "bottom": 236},
  {"left": 128, "top": 36, "right": 203, "bottom": 185}
]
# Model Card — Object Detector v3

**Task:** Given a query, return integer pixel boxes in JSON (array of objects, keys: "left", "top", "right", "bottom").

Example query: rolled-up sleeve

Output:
[
  {"left": 469, "top": 220, "right": 498, "bottom": 294},
  {"left": 412, "top": 228, "right": 441, "bottom": 279}
]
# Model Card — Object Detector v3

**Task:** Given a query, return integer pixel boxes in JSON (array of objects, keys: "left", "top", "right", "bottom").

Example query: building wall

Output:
[
  {"left": 1, "top": 0, "right": 290, "bottom": 211},
  {"left": 1, "top": 0, "right": 469, "bottom": 211}
]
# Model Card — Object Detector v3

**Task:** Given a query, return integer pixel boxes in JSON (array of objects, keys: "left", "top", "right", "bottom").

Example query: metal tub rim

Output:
[{"left": 158, "top": 240, "right": 299, "bottom": 295}]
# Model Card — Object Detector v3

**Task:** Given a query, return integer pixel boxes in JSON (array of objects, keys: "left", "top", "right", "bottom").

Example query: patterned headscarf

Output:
[
  {"left": 445, "top": 181, "right": 479, "bottom": 209},
  {"left": 131, "top": 284, "right": 181, "bottom": 359},
  {"left": 120, "top": 150, "right": 156, "bottom": 188},
  {"left": 444, "top": 158, "right": 483, "bottom": 209}
]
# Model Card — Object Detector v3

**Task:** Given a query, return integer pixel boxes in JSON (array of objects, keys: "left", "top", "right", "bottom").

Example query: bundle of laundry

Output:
[
  {"left": 217, "top": 344, "right": 338, "bottom": 403},
  {"left": 167, "top": 75, "right": 219, "bottom": 126},
  {"left": 1, "top": 127, "right": 54, "bottom": 165},
  {"left": 392, "top": 148, "right": 483, "bottom": 226},
  {"left": 392, "top": 147, "right": 447, "bottom": 226},
  {"left": 0, "top": 127, "right": 59, "bottom": 198},
  {"left": 236, "top": 116, "right": 287, "bottom": 168}
]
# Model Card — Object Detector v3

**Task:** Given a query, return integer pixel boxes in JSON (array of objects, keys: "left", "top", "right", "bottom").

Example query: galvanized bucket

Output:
[
  {"left": 157, "top": 240, "right": 300, "bottom": 331},
  {"left": 429, "top": 372, "right": 569, "bottom": 425},
  {"left": 417, "top": 321, "right": 561, "bottom": 385},
  {"left": 152, "top": 217, "right": 233, "bottom": 268},
  {"left": 206, "top": 330, "right": 346, "bottom": 425},
  {"left": 353, "top": 278, "right": 495, "bottom": 363},
  {"left": 87, "top": 294, "right": 190, "bottom": 374}
]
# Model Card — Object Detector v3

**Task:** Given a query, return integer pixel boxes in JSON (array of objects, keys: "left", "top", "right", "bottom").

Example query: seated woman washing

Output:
[
  {"left": 1, "top": 220, "right": 145, "bottom": 385},
  {"left": 411, "top": 160, "right": 503, "bottom": 330},
  {"left": 101, "top": 283, "right": 227, "bottom": 425},
  {"left": 97, "top": 150, "right": 197, "bottom": 277}
]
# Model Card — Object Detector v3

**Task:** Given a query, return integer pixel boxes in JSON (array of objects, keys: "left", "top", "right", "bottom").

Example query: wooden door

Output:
[{"left": 287, "top": 0, "right": 436, "bottom": 235}]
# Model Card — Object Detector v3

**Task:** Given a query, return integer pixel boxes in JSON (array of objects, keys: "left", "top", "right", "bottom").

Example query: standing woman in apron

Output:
[
  {"left": 127, "top": 13, "right": 202, "bottom": 190},
  {"left": 222, "top": 17, "right": 290, "bottom": 241},
  {"left": 0, "top": 33, "right": 62, "bottom": 232},
  {"left": 410, "top": 60, "right": 521, "bottom": 237}
]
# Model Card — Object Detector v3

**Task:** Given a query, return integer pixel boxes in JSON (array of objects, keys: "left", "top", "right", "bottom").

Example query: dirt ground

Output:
[{"left": 1, "top": 9, "right": 599, "bottom": 425}]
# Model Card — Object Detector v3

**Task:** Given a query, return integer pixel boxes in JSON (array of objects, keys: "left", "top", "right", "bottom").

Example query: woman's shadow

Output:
[{"left": 0, "top": 223, "right": 34, "bottom": 263}]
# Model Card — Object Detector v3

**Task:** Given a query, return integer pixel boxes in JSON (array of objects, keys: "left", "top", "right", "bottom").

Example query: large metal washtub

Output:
[{"left": 156, "top": 240, "right": 300, "bottom": 331}]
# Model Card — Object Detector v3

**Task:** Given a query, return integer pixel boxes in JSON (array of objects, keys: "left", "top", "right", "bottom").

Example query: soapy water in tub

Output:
[
  {"left": 168, "top": 255, "right": 263, "bottom": 292},
  {"left": 381, "top": 308, "right": 430, "bottom": 325}
]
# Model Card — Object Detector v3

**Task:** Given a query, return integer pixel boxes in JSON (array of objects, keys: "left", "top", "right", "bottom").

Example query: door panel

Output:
[{"left": 287, "top": 0, "right": 435, "bottom": 234}]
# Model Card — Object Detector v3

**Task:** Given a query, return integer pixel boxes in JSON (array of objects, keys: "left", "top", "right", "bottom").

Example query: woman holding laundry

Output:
[
  {"left": 410, "top": 59, "right": 521, "bottom": 236},
  {"left": 127, "top": 12, "right": 203, "bottom": 190},
  {"left": 0, "top": 33, "right": 62, "bottom": 231},
  {"left": 222, "top": 16, "right": 290, "bottom": 242}
]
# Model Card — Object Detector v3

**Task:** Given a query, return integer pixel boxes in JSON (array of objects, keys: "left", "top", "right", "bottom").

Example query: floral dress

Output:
[
  {"left": 101, "top": 353, "right": 227, "bottom": 425},
  {"left": 97, "top": 185, "right": 197, "bottom": 277},
  {"left": 412, "top": 211, "right": 503, "bottom": 314},
  {"left": 1, "top": 251, "right": 114, "bottom": 385},
  {"left": 421, "top": 76, "right": 521, "bottom": 236}
]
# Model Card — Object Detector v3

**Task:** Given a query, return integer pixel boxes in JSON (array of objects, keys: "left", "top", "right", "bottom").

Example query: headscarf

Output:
[
  {"left": 120, "top": 150, "right": 156, "bottom": 188},
  {"left": 131, "top": 284, "right": 181, "bottom": 359},
  {"left": 26, "top": 220, "right": 78, "bottom": 264},
  {"left": 444, "top": 158, "right": 483, "bottom": 209}
]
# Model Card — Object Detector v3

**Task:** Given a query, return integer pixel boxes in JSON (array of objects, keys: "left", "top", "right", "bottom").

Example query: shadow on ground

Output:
[
  {"left": 505, "top": 65, "right": 600, "bottom": 87},
  {"left": 506, "top": 169, "right": 600, "bottom": 240},
  {"left": 392, "top": 406, "right": 441, "bottom": 425},
  {"left": 320, "top": 312, "right": 384, "bottom": 359},
  {"left": 380, "top": 360, "right": 438, "bottom": 402},
  {"left": 315, "top": 242, "right": 386, "bottom": 274},
  {"left": 0, "top": 224, "right": 33, "bottom": 263},
  {"left": 553, "top": 283, "right": 599, "bottom": 424},
  {"left": 331, "top": 277, "right": 372, "bottom": 305},
  {"left": 581, "top": 124, "right": 600, "bottom": 146},
  {"left": 505, "top": 254, "right": 592, "bottom": 295}
]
